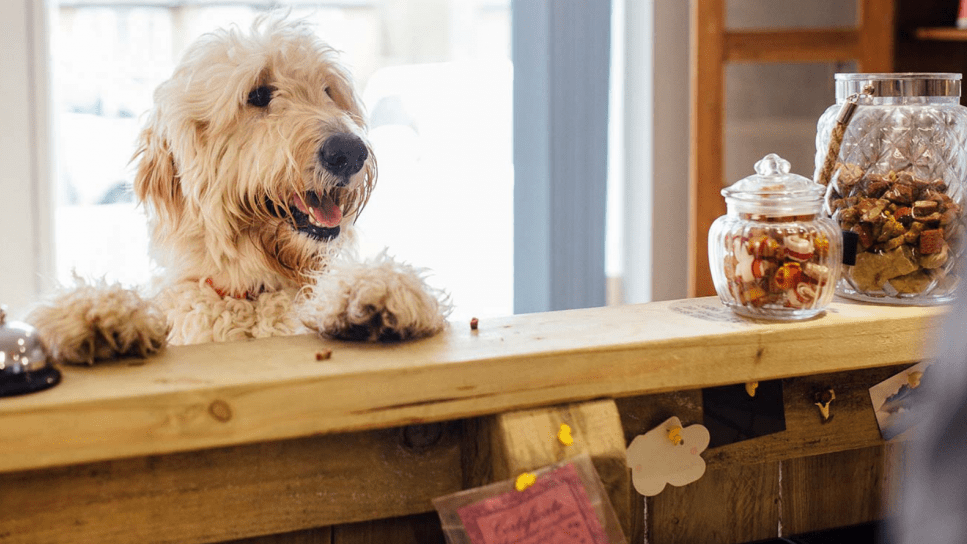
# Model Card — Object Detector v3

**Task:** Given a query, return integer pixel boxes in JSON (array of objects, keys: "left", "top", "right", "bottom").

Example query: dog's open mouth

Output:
[{"left": 288, "top": 191, "right": 342, "bottom": 241}]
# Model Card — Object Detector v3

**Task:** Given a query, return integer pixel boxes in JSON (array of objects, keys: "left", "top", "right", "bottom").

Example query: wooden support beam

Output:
[
  {"left": 725, "top": 29, "right": 859, "bottom": 63},
  {"left": 858, "top": 0, "right": 896, "bottom": 72},
  {"left": 616, "top": 365, "right": 913, "bottom": 542},
  {"left": 475, "top": 399, "right": 632, "bottom": 537},
  {"left": 649, "top": 462, "right": 781, "bottom": 544},
  {"left": 330, "top": 513, "right": 446, "bottom": 544},
  {"left": 228, "top": 528, "right": 332, "bottom": 544},
  {"left": 0, "top": 425, "right": 462, "bottom": 544},
  {"left": 703, "top": 366, "right": 909, "bottom": 467},
  {"left": 780, "top": 446, "right": 888, "bottom": 535},
  {"left": 0, "top": 298, "right": 944, "bottom": 474},
  {"left": 689, "top": 0, "right": 726, "bottom": 297},
  {"left": 0, "top": 358, "right": 919, "bottom": 543}
]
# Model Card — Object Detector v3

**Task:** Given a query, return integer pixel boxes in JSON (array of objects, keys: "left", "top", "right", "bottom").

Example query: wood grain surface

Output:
[
  {"left": 649, "top": 462, "right": 781, "bottom": 544},
  {"left": 482, "top": 400, "right": 631, "bottom": 537},
  {"left": 617, "top": 365, "right": 913, "bottom": 543},
  {"left": 725, "top": 29, "right": 859, "bottom": 63},
  {"left": 689, "top": 0, "right": 726, "bottom": 297},
  {"left": 0, "top": 424, "right": 462, "bottom": 544},
  {"left": 780, "top": 446, "right": 887, "bottom": 535},
  {"left": 0, "top": 298, "right": 943, "bottom": 473}
]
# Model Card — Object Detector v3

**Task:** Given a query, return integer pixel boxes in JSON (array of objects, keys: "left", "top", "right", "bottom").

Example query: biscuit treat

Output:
[{"left": 816, "top": 73, "right": 967, "bottom": 304}]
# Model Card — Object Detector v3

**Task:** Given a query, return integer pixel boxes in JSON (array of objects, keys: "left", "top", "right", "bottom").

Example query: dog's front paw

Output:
[
  {"left": 27, "top": 279, "right": 169, "bottom": 365},
  {"left": 300, "top": 253, "right": 450, "bottom": 342}
]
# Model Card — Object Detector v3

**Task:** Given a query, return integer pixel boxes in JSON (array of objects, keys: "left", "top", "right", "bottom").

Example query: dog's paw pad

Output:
[{"left": 300, "top": 253, "right": 450, "bottom": 342}]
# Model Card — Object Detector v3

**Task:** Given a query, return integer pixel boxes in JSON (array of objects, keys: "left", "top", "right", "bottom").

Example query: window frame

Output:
[
  {"left": 0, "top": 0, "right": 55, "bottom": 319},
  {"left": 621, "top": 0, "right": 690, "bottom": 304},
  {"left": 512, "top": 0, "right": 612, "bottom": 313}
]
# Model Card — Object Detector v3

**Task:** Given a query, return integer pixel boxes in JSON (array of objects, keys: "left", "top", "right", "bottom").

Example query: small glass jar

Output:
[
  {"left": 815, "top": 73, "right": 967, "bottom": 305},
  {"left": 709, "top": 154, "right": 843, "bottom": 321}
]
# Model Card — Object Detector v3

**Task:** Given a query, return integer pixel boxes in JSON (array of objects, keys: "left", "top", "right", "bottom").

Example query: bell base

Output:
[{"left": 0, "top": 365, "right": 62, "bottom": 398}]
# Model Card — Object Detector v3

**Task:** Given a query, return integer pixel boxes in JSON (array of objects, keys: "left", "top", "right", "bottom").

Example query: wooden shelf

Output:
[
  {"left": 0, "top": 296, "right": 946, "bottom": 474},
  {"left": 915, "top": 27, "right": 967, "bottom": 42}
]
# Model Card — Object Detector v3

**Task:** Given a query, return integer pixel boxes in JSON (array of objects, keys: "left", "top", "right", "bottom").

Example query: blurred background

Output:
[
  {"left": 2, "top": 0, "right": 962, "bottom": 320},
  {"left": 50, "top": 0, "right": 513, "bottom": 323}
]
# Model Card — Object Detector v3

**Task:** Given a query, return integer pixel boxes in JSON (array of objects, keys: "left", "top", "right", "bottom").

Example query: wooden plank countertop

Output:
[{"left": 0, "top": 296, "right": 946, "bottom": 474}]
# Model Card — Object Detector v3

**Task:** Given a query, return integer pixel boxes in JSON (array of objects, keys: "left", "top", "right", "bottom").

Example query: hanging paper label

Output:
[
  {"left": 456, "top": 462, "right": 610, "bottom": 544},
  {"left": 869, "top": 361, "right": 931, "bottom": 441},
  {"left": 626, "top": 416, "right": 710, "bottom": 497}
]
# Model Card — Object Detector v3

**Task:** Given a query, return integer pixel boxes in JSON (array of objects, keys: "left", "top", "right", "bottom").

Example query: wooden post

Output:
[
  {"left": 227, "top": 528, "right": 332, "bottom": 544},
  {"left": 780, "top": 446, "right": 886, "bottom": 535},
  {"left": 331, "top": 513, "right": 446, "bottom": 544},
  {"left": 0, "top": 426, "right": 463, "bottom": 544},
  {"left": 689, "top": 0, "right": 726, "bottom": 298},
  {"left": 858, "top": 0, "right": 896, "bottom": 73},
  {"left": 468, "top": 399, "right": 632, "bottom": 538}
]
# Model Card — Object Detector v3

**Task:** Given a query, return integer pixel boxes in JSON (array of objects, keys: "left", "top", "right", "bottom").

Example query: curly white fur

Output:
[
  {"left": 27, "top": 278, "right": 169, "bottom": 365},
  {"left": 29, "top": 15, "right": 449, "bottom": 364},
  {"left": 300, "top": 251, "right": 450, "bottom": 342},
  {"left": 158, "top": 280, "right": 305, "bottom": 344}
]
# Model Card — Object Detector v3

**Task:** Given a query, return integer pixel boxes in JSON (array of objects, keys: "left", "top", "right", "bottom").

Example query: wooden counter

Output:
[{"left": 0, "top": 297, "right": 945, "bottom": 543}]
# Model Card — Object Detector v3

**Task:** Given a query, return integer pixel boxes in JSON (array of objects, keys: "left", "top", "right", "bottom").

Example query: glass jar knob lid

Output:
[
  {"left": 756, "top": 154, "right": 790, "bottom": 177},
  {"left": 722, "top": 153, "right": 825, "bottom": 205}
]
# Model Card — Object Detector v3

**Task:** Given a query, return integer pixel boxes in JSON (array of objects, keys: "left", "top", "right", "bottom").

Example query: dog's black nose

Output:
[{"left": 320, "top": 133, "right": 368, "bottom": 177}]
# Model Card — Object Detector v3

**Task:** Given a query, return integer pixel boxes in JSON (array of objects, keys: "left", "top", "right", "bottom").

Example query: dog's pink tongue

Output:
[{"left": 294, "top": 193, "right": 342, "bottom": 228}]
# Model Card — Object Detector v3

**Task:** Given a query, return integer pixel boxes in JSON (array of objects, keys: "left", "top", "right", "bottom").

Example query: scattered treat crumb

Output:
[
  {"left": 315, "top": 349, "right": 332, "bottom": 361},
  {"left": 470, "top": 317, "right": 479, "bottom": 331}
]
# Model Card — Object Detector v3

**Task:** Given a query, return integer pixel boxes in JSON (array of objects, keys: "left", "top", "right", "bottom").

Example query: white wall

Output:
[
  {"left": 0, "top": 1, "right": 54, "bottom": 319},
  {"left": 621, "top": 0, "right": 689, "bottom": 304}
]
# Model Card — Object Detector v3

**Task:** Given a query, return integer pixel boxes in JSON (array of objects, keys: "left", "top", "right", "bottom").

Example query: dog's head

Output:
[{"left": 134, "top": 16, "right": 375, "bottom": 294}]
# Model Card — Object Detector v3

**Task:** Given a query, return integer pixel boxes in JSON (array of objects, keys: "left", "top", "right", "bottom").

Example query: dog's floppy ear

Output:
[{"left": 133, "top": 122, "right": 183, "bottom": 225}]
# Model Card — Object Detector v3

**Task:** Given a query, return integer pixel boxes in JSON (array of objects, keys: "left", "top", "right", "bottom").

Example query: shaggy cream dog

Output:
[{"left": 29, "top": 16, "right": 449, "bottom": 364}]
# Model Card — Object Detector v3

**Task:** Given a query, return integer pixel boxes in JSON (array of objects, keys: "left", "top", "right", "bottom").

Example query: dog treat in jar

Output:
[
  {"left": 816, "top": 73, "right": 967, "bottom": 305},
  {"left": 709, "top": 154, "right": 842, "bottom": 321}
]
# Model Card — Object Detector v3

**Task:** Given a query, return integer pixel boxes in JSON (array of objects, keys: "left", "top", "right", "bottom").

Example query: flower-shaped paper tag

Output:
[{"left": 626, "top": 416, "right": 710, "bottom": 496}]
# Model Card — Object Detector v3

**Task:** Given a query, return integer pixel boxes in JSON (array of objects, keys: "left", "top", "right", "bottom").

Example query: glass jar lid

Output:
[
  {"left": 722, "top": 154, "right": 825, "bottom": 216},
  {"left": 835, "top": 73, "right": 961, "bottom": 100}
]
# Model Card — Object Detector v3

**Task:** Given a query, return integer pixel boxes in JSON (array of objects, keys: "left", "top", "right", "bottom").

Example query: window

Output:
[
  {"left": 49, "top": 0, "right": 512, "bottom": 322},
  {"left": 2, "top": 0, "right": 646, "bottom": 321}
]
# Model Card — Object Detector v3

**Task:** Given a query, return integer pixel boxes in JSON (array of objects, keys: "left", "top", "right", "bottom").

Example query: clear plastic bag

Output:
[{"left": 432, "top": 453, "right": 627, "bottom": 544}]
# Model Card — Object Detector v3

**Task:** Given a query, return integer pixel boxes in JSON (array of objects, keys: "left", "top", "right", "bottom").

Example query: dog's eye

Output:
[
  {"left": 324, "top": 86, "right": 333, "bottom": 99},
  {"left": 247, "top": 86, "right": 274, "bottom": 108}
]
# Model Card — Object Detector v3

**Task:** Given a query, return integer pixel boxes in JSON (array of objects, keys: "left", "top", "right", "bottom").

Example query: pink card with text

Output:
[{"left": 456, "top": 463, "right": 609, "bottom": 544}]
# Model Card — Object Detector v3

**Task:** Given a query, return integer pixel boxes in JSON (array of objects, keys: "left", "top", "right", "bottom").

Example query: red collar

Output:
[{"left": 205, "top": 278, "right": 258, "bottom": 300}]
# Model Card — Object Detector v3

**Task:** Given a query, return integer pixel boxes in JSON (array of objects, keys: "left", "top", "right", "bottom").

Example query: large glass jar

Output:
[
  {"left": 709, "top": 154, "right": 842, "bottom": 321},
  {"left": 815, "top": 73, "right": 967, "bottom": 305}
]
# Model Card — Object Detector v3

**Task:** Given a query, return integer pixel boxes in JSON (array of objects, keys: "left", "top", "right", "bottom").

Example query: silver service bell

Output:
[{"left": 0, "top": 306, "right": 61, "bottom": 397}]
